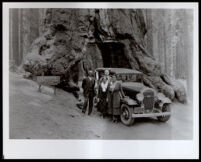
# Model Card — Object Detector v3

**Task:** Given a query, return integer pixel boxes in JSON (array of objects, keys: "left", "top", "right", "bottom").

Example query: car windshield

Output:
[
  {"left": 96, "top": 69, "right": 142, "bottom": 83},
  {"left": 117, "top": 73, "right": 142, "bottom": 82}
]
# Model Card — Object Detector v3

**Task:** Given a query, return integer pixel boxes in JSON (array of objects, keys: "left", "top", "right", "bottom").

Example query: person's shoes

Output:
[{"left": 112, "top": 117, "right": 118, "bottom": 123}]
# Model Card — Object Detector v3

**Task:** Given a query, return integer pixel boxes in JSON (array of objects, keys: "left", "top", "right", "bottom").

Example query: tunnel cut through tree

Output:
[{"left": 97, "top": 42, "right": 131, "bottom": 68}]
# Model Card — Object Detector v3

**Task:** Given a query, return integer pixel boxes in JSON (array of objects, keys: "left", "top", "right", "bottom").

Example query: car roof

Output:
[{"left": 95, "top": 67, "right": 142, "bottom": 75}]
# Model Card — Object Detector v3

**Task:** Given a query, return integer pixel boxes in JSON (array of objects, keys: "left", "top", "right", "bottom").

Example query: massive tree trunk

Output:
[{"left": 21, "top": 9, "right": 189, "bottom": 103}]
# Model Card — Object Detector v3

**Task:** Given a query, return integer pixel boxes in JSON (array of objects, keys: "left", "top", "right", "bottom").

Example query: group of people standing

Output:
[{"left": 81, "top": 70, "right": 125, "bottom": 123}]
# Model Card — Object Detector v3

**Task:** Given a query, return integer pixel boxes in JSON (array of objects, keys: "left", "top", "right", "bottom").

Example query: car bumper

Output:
[{"left": 132, "top": 112, "right": 171, "bottom": 118}]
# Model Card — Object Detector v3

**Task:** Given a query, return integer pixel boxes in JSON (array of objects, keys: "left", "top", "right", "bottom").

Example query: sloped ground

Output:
[{"left": 9, "top": 72, "right": 193, "bottom": 139}]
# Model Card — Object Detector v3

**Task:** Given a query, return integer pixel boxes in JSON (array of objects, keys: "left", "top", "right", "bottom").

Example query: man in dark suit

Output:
[{"left": 82, "top": 70, "right": 96, "bottom": 115}]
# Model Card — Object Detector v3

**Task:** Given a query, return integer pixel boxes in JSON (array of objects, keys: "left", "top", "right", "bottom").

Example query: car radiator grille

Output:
[{"left": 143, "top": 90, "right": 155, "bottom": 112}]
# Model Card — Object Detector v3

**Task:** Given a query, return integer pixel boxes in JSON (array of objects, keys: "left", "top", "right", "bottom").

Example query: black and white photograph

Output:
[{"left": 3, "top": 2, "right": 199, "bottom": 159}]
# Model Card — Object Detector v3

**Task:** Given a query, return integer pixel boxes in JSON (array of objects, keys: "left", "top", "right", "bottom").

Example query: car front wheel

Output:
[
  {"left": 120, "top": 104, "right": 135, "bottom": 126},
  {"left": 157, "top": 103, "right": 171, "bottom": 122}
]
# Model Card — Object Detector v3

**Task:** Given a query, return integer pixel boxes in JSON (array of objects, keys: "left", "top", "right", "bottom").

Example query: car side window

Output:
[
  {"left": 122, "top": 74, "right": 126, "bottom": 82},
  {"left": 136, "top": 74, "right": 142, "bottom": 82},
  {"left": 117, "top": 74, "right": 122, "bottom": 80}
]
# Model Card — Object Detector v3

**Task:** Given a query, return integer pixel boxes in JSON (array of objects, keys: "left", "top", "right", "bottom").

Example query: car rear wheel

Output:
[
  {"left": 157, "top": 103, "right": 171, "bottom": 122},
  {"left": 120, "top": 104, "right": 135, "bottom": 126}
]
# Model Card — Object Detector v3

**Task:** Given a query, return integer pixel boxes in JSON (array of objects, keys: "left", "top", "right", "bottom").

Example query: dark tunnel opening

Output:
[{"left": 97, "top": 42, "right": 131, "bottom": 68}]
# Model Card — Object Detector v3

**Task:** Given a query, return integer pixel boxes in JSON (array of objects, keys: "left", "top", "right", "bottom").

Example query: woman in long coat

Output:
[
  {"left": 97, "top": 77, "right": 109, "bottom": 118},
  {"left": 108, "top": 74, "right": 125, "bottom": 123}
]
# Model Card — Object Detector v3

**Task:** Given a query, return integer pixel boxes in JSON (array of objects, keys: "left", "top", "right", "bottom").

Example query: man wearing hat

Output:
[{"left": 82, "top": 70, "right": 96, "bottom": 115}]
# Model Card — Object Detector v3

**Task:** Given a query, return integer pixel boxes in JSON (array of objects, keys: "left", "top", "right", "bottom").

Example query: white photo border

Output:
[{"left": 3, "top": 2, "right": 199, "bottom": 159}]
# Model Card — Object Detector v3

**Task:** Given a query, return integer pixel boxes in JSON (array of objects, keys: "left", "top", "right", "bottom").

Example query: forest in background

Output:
[
  {"left": 9, "top": 9, "right": 46, "bottom": 66},
  {"left": 9, "top": 8, "right": 193, "bottom": 101}
]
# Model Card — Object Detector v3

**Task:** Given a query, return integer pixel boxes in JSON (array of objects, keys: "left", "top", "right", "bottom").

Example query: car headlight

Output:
[
  {"left": 136, "top": 93, "right": 144, "bottom": 101},
  {"left": 159, "top": 102, "right": 163, "bottom": 107}
]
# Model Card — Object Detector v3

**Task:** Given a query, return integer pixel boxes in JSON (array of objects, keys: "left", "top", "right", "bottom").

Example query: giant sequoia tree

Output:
[{"left": 22, "top": 9, "right": 187, "bottom": 103}]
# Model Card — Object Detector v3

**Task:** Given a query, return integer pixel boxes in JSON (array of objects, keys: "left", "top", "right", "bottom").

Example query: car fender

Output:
[
  {"left": 121, "top": 97, "right": 138, "bottom": 106},
  {"left": 162, "top": 97, "right": 172, "bottom": 104},
  {"left": 157, "top": 93, "right": 172, "bottom": 104}
]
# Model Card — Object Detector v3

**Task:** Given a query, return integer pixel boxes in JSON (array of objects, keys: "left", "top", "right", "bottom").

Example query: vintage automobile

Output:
[{"left": 95, "top": 67, "right": 172, "bottom": 126}]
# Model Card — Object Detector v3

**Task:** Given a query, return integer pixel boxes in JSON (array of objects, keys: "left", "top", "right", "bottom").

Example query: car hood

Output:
[{"left": 122, "top": 82, "right": 145, "bottom": 92}]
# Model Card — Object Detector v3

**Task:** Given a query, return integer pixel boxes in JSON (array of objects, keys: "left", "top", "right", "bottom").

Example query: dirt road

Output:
[{"left": 9, "top": 72, "right": 193, "bottom": 139}]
